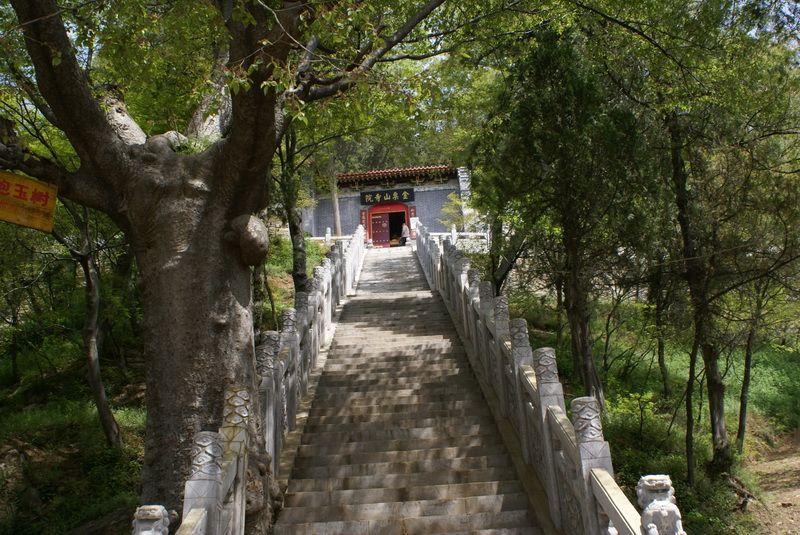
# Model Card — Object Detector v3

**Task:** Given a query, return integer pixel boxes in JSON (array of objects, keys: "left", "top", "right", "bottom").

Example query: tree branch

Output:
[
  {"left": 306, "top": 0, "right": 446, "bottom": 102},
  {"left": 9, "top": 0, "right": 124, "bottom": 177},
  {"left": 0, "top": 138, "right": 111, "bottom": 213}
]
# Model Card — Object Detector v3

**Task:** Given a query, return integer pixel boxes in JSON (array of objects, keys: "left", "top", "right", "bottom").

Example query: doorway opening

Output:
[
  {"left": 388, "top": 212, "right": 406, "bottom": 247},
  {"left": 367, "top": 202, "right": 410, "bottom": 248}
]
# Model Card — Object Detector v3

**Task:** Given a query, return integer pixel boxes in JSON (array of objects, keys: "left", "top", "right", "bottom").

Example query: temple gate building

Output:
[{"left": 303, "top": 165, "right": 472, "bottom": 247}]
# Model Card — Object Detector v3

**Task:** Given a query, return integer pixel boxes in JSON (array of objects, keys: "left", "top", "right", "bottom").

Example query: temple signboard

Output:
[
  {"left": 0, "top": 171, "right": 58, "bottom": 232},
  {"left": 360, "top": 188, "right": 414, "bottom": 205}
]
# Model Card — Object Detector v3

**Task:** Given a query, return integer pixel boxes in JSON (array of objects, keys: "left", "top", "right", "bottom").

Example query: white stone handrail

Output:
[
  {"left": 133, "top": 225, "right": 367, "bottom": 535},
  {"left": 415, "top": 222, "right": 687, "bottom": 535}
]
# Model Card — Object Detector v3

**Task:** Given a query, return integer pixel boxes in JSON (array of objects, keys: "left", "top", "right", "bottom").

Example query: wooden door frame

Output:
[{"left": 367, "top": 202, "right": 409, "bottom": 243}]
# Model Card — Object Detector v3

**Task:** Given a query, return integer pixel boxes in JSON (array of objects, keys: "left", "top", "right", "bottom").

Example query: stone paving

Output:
[{"left": 274, "top": 246, "right": 542, "bottom": 534}]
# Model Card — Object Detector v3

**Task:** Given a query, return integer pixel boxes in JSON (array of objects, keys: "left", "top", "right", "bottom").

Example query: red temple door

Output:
[{"left": 370, "top": 212, "right": 390, "bottom": 247}]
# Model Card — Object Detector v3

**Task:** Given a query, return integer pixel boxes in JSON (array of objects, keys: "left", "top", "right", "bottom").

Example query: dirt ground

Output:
[{"left": 748, "top": 428, "right": 800, "bottom": 534}]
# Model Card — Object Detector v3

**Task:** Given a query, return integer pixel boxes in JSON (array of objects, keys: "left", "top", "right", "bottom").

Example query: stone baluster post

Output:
[
  {"left": 456, "top": 256, "right": 470, "bottom": 324},
  {"left": 309, "top": 274, "right": 322, "bottom": 360},
  {"left": 321, "top": 259, "right": 333, "bottom": 341},
  {"left": 465, "top": 269, "right": 481, "bottom": 345},
  {"left": 636, "top": 475, "right": 686, "bottom": 535},
  {"left": 132, "top": 505, "right": 171, "bottom": 535},
  {"left": 477, "top": 282, "right": 494, "bottom": 380},
  {"left": 221, "top": 388, "right": 251, "bottom": 535},
  {"left": 571, "top": 396, "right": 614, "bottom": 535},
  {"left": 182, "top": 431, "right": 224, "bottom": 532},
  {"left": 492, "top": 296, "right": 510, "bottom": 415},
  {"left": 530, "top": 347, "right": 565, "bottom": 527},
  {"left": 509, "top": 319, "right": 534, "bottom": 446},
  {"left": 256, "top": 331, "right": 282, "bottom": 474},
  {"left": 281, "top": 309, "right": 299, "bottom": 431},
  {"left": 294, "top": 291, "right": 310, "bottom": 387}
]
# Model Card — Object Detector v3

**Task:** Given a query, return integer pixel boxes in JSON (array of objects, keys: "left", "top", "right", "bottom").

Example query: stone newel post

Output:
[
  {"left": 637, "top": 475, "right": 687, "bottom": 535},
  {"left": 571, "top": 396, "right": 614, "bottom": 535}
]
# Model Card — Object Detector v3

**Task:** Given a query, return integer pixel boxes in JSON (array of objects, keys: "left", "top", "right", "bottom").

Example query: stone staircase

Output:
[{"left": 274, "top": 247, "right": 543, "bottom": 534}]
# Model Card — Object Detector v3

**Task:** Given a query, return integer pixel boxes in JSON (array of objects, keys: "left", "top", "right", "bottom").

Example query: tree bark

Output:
[
  {"left": 736, "top": 322, "right": 756, "bottom": 454},
  {"left": 648, "top": 260, "right": 671, "bottom": 397},
  {"left": 668, "top": 113, "right": 732, "bottom": 475},
  {"left": 563, "top": 233, "right": 604, "bottom": 407},
  {"left": 78, "top": 248, "right": 122, "bottom": 449},
  {"left": 330, "top": 175, "right": 342, "bottom": 237},
  {"left": 737, "top": 288, "right": 763, "bottom": 454},
  {"left": 686, "top": 337, "right": 699, "bottom": 486}
]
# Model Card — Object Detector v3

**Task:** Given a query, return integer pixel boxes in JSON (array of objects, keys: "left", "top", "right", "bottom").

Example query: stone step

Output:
[
  {"left": 443, "top": 529, "right": 541, "bottom": 535},
  {"left": 303, "top": 413, "right": 492, "bottom": 433},
  {"left": 310, "top": 385, "right": 479, "bottom": 402},
  {"left": 311, "top": 382, "right": 477, "bottom": 400},
  {"left": 335, "top": 321, "right": 453, "bottom": 332},
  {"left": 287, "top": 466, "right": 521, "bottom": 493},
  {"left": 316, "top": 370, "right": 475, "bottom": 389},
  {"left": 276, "top": 492, "right": 530, "bottom": 524},
  {"left": 285, "top": 480, "right": 524, "bottom": 508},
  {"left": 308, "top": 390, "right": 482, "bottom": 408},
  {"left": 320, "top": 362, "right": 469, "bottom": 378},
  {"left": 300, "top": 422, "right": 497, "bottom": 445},
  {"left": 304, "top": 405, "right": 492, "bottom": 426},
  {"left": 314, "top": 373, "right": 476, "bottom": 392},
  {"left": 331, "top": 340, "right": 459, "bottom": 350},
  {"left": 273, "top": 510, "right": 536, "bottom": 535},
  {"left": 322, "top": 355, "right": 466, "bottom": 372},
  {"left": 307, "top": 399, "right": 487, "bottom": 417},
  {"left": 292, "top": 451, "right": 511, "bottom": 477},
  {"left": 326, "top": 347, "right": 465, "bottom": 360},
  {"left": 295, "top": 433, "right": 502, "bottom": 457}
]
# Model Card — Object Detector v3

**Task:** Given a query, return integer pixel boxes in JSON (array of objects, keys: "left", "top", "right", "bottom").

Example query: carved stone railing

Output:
[
  {"left": 415, "top": 222, "right": 686, "bottom": 535},
  {"left": 132, "top": 225, "right": 367, "bottom": 535}
]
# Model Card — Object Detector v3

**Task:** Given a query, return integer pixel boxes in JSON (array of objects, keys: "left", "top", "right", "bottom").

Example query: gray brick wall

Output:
[
  {"left": 412, "top": 188, "right": 456, "bottom": 233},
  {"left": 312, "top": 195, "right": 361, "bottom": 236}
]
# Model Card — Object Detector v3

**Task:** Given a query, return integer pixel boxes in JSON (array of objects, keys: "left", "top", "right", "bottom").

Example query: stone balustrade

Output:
[
  {"left": 132, "top": 225, "right": 367, "bottom": 535},
  {"left": 415, "top": 223, "right": 687, "bottom": 535}
]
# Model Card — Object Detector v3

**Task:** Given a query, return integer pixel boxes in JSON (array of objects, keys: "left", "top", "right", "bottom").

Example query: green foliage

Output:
[
  {"left": 259, "top": 235, "right": 330, "bottom": 331},
  {"left": 0, "top": 400, "right": 144, "bottom": 534},
  {"left": 746, "top": 348, "right": 800, "bottom": 431}
]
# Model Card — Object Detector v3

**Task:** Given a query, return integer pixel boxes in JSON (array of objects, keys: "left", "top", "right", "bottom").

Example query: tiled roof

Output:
[{"left": 337, "top": 165, "right": 456, "bottom": 184}]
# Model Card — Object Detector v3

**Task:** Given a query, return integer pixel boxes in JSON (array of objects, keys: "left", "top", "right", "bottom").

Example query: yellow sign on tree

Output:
[{"left": 0, "top": 171, "right": 58, "bottom": 232}]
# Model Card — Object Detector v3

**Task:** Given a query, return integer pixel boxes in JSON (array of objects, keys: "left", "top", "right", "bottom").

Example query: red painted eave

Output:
[{"left": 337, "top": 165, "right": 456, "bottom": 184}]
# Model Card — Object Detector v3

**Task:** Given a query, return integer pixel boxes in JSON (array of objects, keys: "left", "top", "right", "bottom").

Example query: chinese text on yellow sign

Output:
[{"left": 0, "top": 171, "right": 58, "bottom": 232}]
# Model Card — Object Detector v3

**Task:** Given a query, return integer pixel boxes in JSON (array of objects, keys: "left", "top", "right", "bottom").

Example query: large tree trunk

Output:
[{"left": 133, "top": 189, "right": 265, "bottom": 512}]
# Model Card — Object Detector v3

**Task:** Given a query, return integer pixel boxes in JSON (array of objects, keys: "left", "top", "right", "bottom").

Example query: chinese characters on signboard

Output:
[
  {"left": 360, "top": 188, "right": 414, "bottom": 205},
  {"left": 0, "top": 171, "right": 58, "bottom": 232}
]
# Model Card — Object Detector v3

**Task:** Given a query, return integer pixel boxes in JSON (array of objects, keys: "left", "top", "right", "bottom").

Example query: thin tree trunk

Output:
[
  {"left": 287, "top": 203, "right": 309, "bottom": 294},
  {"left": 555, "top": 274, "right": 565, "bottom": 350},
  {"left": 736, "top": 324, "right": 756, "bottom": 454},
  {"left": 657, "top": 335, "right": 670, "bottom": 397},
  {"left": 9, "top": 307, "right": 20, "bottom": 384},
  {"left": 330, "top": 174, "right": 342, "bottom": 236},
  {"left": 78, "top": 251, "right": 122, "bottom": 448},
  {"left": 686, "top": 337, "right": 699, "bottom": 486}
]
